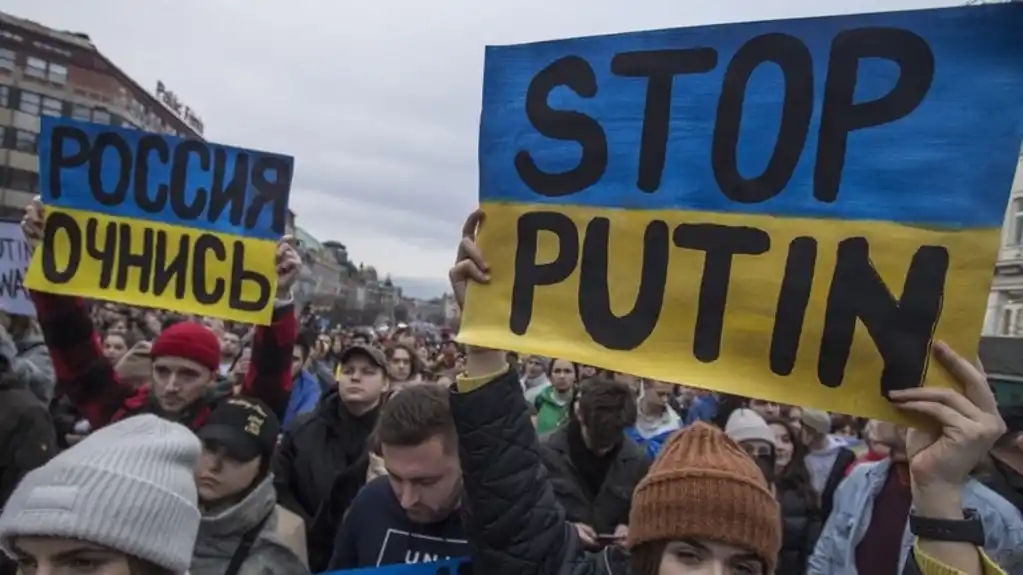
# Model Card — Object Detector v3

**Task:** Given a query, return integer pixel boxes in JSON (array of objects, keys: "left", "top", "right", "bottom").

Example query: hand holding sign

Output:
[
  {"left": 21, "top": 196, "right": 43, "bottom": 251},
  {"left": 275, "top": 236, "right": 301, "bottom": 299},
  {"left": 891, "top": 342, "right": 1006, "bottom": 496},
  {"left": 449, "top": 209, "right": 489, "bottom": 311}
]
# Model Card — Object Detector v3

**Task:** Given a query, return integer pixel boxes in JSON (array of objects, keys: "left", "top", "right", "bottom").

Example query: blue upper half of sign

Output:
[
  {"left": 318, "top": 558, "right": 469, "bottom": 575},
  {"left": 478, "top": 4, "right": 1023, "bottom": 228},
  {"left": 39, "top": 117, "right": 294, "bottom": 240}
]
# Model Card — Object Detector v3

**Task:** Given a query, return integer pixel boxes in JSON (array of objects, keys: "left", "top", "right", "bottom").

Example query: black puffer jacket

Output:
[
  {"left": 449, "top": 366, "right": 945, "bottom": 575},
  {"left": 775, "top": 482, "right": 822, "bottom": 575}
]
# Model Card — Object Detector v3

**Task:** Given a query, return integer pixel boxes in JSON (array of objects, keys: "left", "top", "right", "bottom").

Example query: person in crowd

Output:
[
  {"left": 846, "top": 418, "right": 894, "bottom": 475},
  {"left": 192, "top": 398, "right": 308, "bottom": 575},
  {"left": 578, "top": 364, "right": 600, "bottom": 380},
  {"left": 305, "top": 334, "right": 338, "bottom": 394},
  {"left": 350, "top": 331, "right": 371, "bottom": 347},
  {"left": 724, "top": 408, "right": 778, "bottom": 486},
  {"left": 974, "top": 404, "right": 1023, "bottom": 513},
  {"left": 0, "top": 415, "right": 202, "bottom": 575},
  {"left": 329, "top": 384, "right": 467, "bottom": 569},
  {"left": 626, "top": 379, "right": 683, "bottom": 459},
  {"left": 274, "top": 343, "right": 390, "bottom": 572},
  {"left": 113, "top": 340, "right": 154, "bottom": 391},
  {"left": 521, "top": 355, "right": 551, "bottom": 403},
  {"left": 748, "top": 398, "right": 781, "bottom": 420},
  {"left": 800, "top": 407, "right": 856, "bottom": 519},
  {"left": 282, "top": 332, "right": 321, "bottom": 429},
  {"left": 831, "top": 414, "right": 862, "bottom": 440},
  {"left": 387, "top": 343, "right": 423, "bottom": 391},
  {"left": 809, "top": 398, "right": 1023, "bottom": 573},
  {"left": 708, "top": 393, "right": 746, "bottom": 429},
  {"left": 0, "top": 325, "right": 56, "bottom": 575},
  {"left": 219, "top": 330, "right": 242, "bottom": 377},
  {"left": 541, "top": 377, "right": 650, "bottom": 548},
  {"left": 447, "top": 209, "right": 1006, "bottom": 575},
  {"left": 20, "top": 197, "right": 300, "bottom": 431},
  {"left": 101, "top": 331, "right": 135, "bottom": 366},
  {"left": 685, "top": 388, "right": 720, "bottom": 426},
  {"left": 534, "top": 358, "right": 577, "bottom": 434},
  {"left": 0, "top": 312, "right": 55, "bottom": 405},
  {"left": 229, "top": 346, "right": 254, "bottom": 397},
  {"left": 767, "top": 417, "right": 823, "bottom": 575},
  {"left": 433, "top": 339, "right": 462, "bottom": 376}
]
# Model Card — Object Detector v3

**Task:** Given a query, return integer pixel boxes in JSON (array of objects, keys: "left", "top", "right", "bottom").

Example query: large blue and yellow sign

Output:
[
  {"left": 460, "top": 4, "right": 1023, "bottom": 422},
  {"left": 26, "top": 117, "right": 294, "bottom": 325}
]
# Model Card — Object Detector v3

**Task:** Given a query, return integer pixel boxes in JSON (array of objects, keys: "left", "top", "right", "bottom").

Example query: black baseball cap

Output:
[
  {"left": 198, "top": 397, "right": 280, "bottom": 462},
  {"left": 340, "top": 343, "right": 389, "bottom": 372}
]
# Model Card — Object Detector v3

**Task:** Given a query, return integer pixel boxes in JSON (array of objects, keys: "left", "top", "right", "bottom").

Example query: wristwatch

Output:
[{"left": 909, "top": 509, "right": 985, "bottom": 546}]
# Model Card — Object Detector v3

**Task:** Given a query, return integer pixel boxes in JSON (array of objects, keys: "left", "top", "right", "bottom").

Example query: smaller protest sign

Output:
[
  {"left": 25, "top": 117, "right": 294, "bottom": 324},
  {"left": 0, "top": 221, "right": 34, "bottom": 317},
  {"left": 319, "top": 557, "right": 469, "bottom": 575}
]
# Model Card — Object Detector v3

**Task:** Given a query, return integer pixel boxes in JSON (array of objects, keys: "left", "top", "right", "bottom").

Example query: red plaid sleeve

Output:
[
  {"left": 242, "top": 300, "right": 298, "bottom": 418},
  {"left": 30, "top": 290, "right": 132, "bottom": 429}
]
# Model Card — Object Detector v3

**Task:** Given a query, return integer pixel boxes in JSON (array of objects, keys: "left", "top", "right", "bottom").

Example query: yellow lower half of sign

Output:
[
  {"left": 25, "top": 206, "right": 279, "bottom": 325},
  {"left": 460, "top": 202, "right": 999, "bottom": 424}
]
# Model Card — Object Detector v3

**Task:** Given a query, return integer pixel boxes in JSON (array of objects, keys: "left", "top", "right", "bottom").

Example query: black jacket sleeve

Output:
[
  {"left": 450, "top": 369, "right": 585, "bottom": 575},
  {"left": 272, "top": 430, "right": 310, "bottom": 523}
]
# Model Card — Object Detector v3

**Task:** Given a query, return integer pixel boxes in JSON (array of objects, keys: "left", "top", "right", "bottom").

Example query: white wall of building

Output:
[{"left": 984, "top": 152, "right": 1023, "bottom": 336}]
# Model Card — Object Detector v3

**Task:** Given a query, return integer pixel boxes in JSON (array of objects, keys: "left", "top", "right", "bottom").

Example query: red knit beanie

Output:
[{"left": 150, "top": 322, "right": 221, "bottom": 372}]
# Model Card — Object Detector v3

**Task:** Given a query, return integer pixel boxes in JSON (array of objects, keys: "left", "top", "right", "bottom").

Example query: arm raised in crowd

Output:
[
  {"left": 23, "top": 198, "right": 131, "bottom": 429},
  {"left": 448, "top": 210, "right": 580, "bottom": 575}
]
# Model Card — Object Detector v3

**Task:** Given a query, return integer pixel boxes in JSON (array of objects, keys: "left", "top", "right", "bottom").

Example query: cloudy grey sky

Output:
[{"left": 6, "top": 0, "right": 956, "bottom": 296}]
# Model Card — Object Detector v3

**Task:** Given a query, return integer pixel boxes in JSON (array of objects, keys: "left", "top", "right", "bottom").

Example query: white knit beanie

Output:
[
  {"left": 725, "top": 408, "right": 777, "bottom": 448},
  {"left": 0, "top": 414, "right": 202, "bottom": 573}
]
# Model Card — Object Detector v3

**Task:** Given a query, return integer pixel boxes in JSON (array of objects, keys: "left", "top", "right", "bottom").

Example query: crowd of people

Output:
[{"left": 0, "top": 202, "right": 1020, "bottom": 575}]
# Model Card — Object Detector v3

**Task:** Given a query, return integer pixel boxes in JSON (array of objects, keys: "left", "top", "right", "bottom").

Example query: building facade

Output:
[
  {"left": 0, "top": 11, "right": 203, "bottom": 218},
  {"left": 985, "top": 152, "right": 1023, "bottom": 336}
]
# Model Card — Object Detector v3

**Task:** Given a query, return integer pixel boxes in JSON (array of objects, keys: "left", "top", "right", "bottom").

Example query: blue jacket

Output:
[
  {"left": 684, "top": 394, "right": 718, "bottom": 426},
  {"left": 624, "top": 427, "right": 676, "bottom": 460},
  {"left": 808, "top": 458, "right": 1023, "bottom": 575},
  {"left": 282, "top": 370, "right": 321, "bottom": 428}
]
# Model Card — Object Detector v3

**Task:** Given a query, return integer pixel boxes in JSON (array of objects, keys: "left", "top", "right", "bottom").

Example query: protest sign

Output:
[
  {"left": 0, "top": 221, "right": 34, "bottom": 317},
  {"left": 460, "top": 4, "right": 1023, "bottom": 422},
  {"left": 320, "top": 558, "right": 469, "bottom": 575},
  {"left": 25, "top": 117, "right": 294, "bottom": 324}
]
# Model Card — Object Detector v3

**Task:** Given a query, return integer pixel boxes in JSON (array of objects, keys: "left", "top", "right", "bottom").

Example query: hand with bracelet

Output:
[{"left": 889, "top": 342, "right": 1007, "bottom": 574}]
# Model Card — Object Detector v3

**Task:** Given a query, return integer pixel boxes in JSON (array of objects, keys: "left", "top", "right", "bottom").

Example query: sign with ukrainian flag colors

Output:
[
  {"left": 25, "top": 117, "right": 294, "bottom": 325},
  {"left": 319, "top": 558, "right": 469, "bottom": 575},
  {"left": 460, "top": 4, "right": 1023, "bottom": 423}
]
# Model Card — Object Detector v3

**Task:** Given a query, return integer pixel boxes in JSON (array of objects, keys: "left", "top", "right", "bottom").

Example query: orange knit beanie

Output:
[{"left": 628, "top": 421, "right": 781, "bottom": 571}]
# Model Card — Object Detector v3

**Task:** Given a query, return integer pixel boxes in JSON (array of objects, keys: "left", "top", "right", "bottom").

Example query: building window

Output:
[
  {"left": 0, "top": 85, "right": 8, "bottom": 108},
  {"left": 9, "top": 169, "right": 37, "bottom": 193},
  {"left": 41, "top": 96, "right": 62, "bottom": 117},
  {"left": 92, "top": 108, "right": 111, "bottom": 124},
  {"left": 1013, "top": 198, "right": 1023, "bottom": 246},
  {"left": 71, "top": 103, "right": 91, "bottom": 121},
  {"left": 0, "top": 49, "right": 14, "bottom": 71},
  {"left": 25, "top": 57, "right": 47, "bottom": 79},
  {"left": 48, "top": 63, "right": 68, "bottom": 84},
  {"left": 18, "top": 91, "right": 41, "bottom": 115},
  {"left": 14, "top": 130, "right": 37, "bottom": 153}
]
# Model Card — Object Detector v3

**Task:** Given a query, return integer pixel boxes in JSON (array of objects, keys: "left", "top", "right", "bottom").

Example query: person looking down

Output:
[
  {"left": 445, "top": 208, "right": 1012, "bottom": 575},
  {"left": 20, "top": 196, "right": 301, "bottom": 431}
]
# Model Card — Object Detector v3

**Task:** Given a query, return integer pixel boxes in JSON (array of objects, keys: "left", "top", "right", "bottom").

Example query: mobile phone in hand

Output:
[{"left": 595, "top": 534, "right": 621, "bottom": 546}]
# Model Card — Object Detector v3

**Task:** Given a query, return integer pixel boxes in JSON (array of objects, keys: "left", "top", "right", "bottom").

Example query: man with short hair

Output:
[
  {"left": 21, "top": 197, "right": 301, "bottom": 431},
  {"left": 328, "top": 383, "right": 468, "bottom": 569},
  {"left": 626, "top": 379, "right": 683, "bottom": 458}
]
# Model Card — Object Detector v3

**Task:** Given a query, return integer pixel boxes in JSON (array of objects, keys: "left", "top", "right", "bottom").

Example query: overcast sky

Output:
[{"left": 6, "top": 0, "right": 957, "bottom": 296}]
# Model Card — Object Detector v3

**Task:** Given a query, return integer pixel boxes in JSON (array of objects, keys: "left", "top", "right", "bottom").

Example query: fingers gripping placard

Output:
[
  {"left": 25, "top": 118, "right": 294, "bottom": 325},
  {"left": 460, "top": 5, "right": 1023, "bottom": 423}
]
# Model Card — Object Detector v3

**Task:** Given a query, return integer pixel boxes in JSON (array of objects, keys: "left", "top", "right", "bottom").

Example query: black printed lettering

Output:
[
  {"left": 510, "top": 211, "right": 579, "bottom": 334},
  {"left": 169, "top": 140, "right": 211, "bottom": 221},
  {"left": 0, "top": 268, "right": 26, "bottom": 299},
  {"left": 114, "top": 223, "right": 155, "bottom": 292},
  {"left": 192, "top": 233, "right": 226, "bottom": 304},
  {"left": 611, "top": 49, "right": 718, "bottom": 193},
  {"left": 247, "top": 155, "right": 292, "bottom": 235},
  {"left": 208, "top": 148, "right": 248, "bottom": 231},
  {"left": 579, "top": 218, "right": 669, "bottom": 350},
  {"left": 515, "top": 56, "right": 608, "bottom": 197},
  {"left": 40, "top": 211, "right": 81, "bottom": 283},
  {"left": 152, "top": 231, "right": 189, "bottom": 299},
  {"left": 48, "top": 126, "right": 90, "bottom": 200},
  {"left": 83, "top": 217, "right": 117, "bottom": 289},
  {"left": 88, "top": 132, "right": 131, "bottom": 206},
  {"left": 673, "top": 224, "right": 770, "bottom": 362},
  {"left": 229, "top": 241, "right": 272, "bottom": 311},
  {"left": 818, "top": 238, "right": 948, "bottom": 394},
  {"left": 769, "top": 237, "right": 817, "bottom": 376},
  {"left": 815, "top": 28, "right": 935, "bottom": 203},
  {"left": 713, "top": 33, "right": 814, "bottom": 204},
  {"left": 134, "top": 135, "right": 170, "bottom": 213}
]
